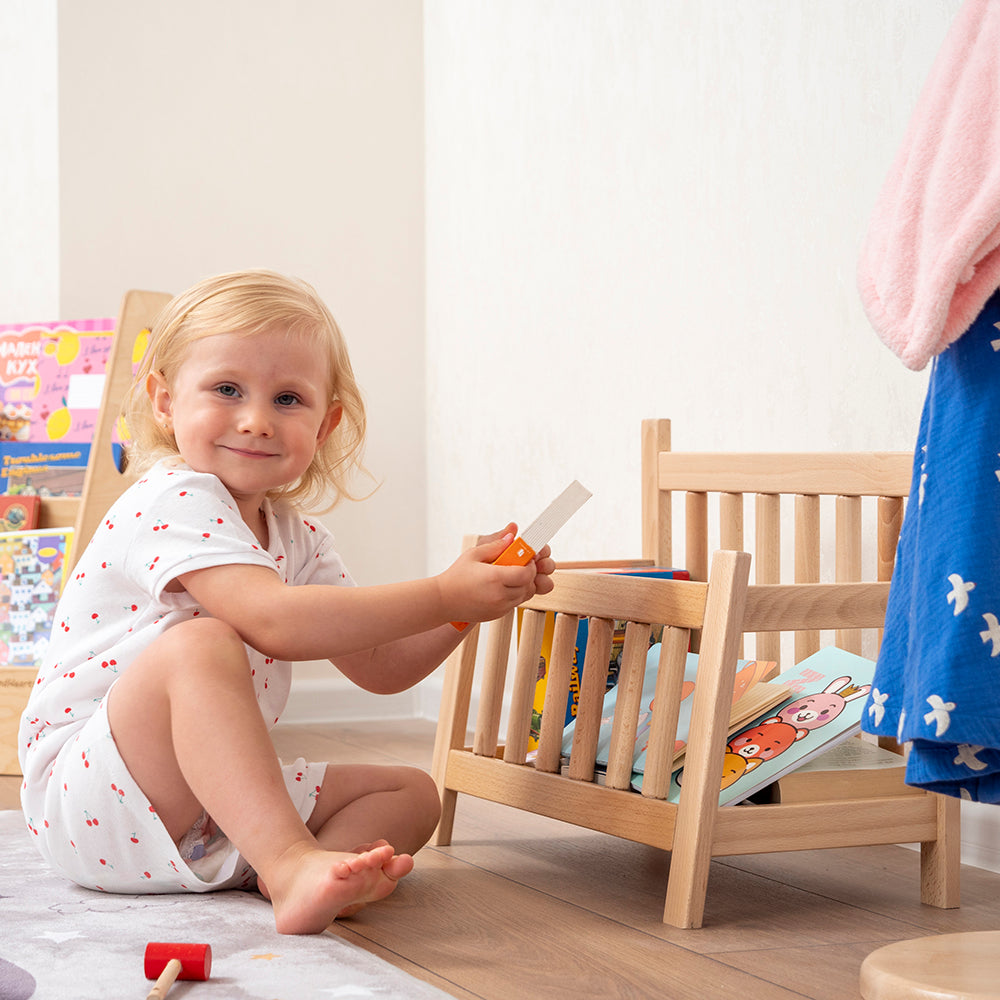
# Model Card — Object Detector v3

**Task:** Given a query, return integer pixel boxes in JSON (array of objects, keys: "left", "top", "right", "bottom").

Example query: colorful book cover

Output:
[
  {"left": 560, "top": 643, "right": 778, "bottom": 775},
  {"left": 0, "top": 495, "right": 41, "bottom": 532},
  {"left": 1, "top": 319, "right": 115, "bottom": 496},
  {"left": 650, "top": 646, "right": 876, "bottom": 805},
  {"left": 526, "top": 567, "right": 690, "bottom": 750},
  {"left": 0, "top": 529, "right": 74, "bottom": 668}
]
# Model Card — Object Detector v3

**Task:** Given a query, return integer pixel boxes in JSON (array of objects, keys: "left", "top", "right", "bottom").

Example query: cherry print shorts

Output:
[{"left": 25, "top": 697, "right": 326, "bottom": 894}]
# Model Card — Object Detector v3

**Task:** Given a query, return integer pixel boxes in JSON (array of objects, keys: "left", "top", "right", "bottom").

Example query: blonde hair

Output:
[{"left": 122, "top": 269, "right": 367, "bottom": 512}]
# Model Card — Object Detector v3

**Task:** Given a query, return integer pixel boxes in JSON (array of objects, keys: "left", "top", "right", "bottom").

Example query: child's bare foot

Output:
[
  {"left": 259, "top": 842, "right": 411, "bottom": 934},
  {"left": 336, "top": 840, "right": 415, "bottom": 917}
]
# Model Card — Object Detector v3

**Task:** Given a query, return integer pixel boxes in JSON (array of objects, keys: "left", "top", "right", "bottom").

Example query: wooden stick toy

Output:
[{"left": 144, "top": 942, "right": 212, "bottom": 998}]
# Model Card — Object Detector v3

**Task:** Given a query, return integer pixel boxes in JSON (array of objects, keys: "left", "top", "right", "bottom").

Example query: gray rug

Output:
[{"left": 0, "top": 810, "right": 450, "bottom": 999}]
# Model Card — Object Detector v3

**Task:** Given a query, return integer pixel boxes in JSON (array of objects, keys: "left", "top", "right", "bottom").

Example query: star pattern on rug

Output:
[{"left": 35, "top": 930, "right": 83, "bottom": 943}]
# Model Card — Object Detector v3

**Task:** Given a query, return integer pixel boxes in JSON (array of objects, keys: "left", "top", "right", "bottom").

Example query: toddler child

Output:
[{"left": 19, "top": 269, "right": 554, "bottom": 933}]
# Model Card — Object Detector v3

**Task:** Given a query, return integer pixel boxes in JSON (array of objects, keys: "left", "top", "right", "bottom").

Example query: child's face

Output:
[{"left": 148, "top": 327, "right": 341, "bottom": 516}]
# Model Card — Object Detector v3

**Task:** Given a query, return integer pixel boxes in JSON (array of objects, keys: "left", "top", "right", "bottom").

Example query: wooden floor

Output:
[{"left": 6, "top": 718, "right": 1000, "bottom": 999}]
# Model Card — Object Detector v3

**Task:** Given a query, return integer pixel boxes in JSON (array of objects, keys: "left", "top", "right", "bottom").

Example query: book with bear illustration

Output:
[
  {"left": 636, "top": 646, "right": 877, "bottom": 805},
  {"left": 558, "top": 640, "right": 784, "bottom": 779}
]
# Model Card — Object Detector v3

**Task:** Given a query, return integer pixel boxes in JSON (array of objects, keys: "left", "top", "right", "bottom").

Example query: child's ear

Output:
[
  {"left": 317, "top": 403, "right": 343, "bottom": 445},
  {"left": 147, "top": 371, "right": 173, "bottom": 430}
]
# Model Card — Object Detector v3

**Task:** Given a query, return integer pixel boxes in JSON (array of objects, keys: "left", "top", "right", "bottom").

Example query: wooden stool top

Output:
[{"left": 861, "top": 932, "right": 1000, "bottom": 1000}]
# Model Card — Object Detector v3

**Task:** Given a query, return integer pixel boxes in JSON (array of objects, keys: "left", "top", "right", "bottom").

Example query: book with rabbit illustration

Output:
[
  {"left": 559, "top": 640, "right": 782, "bottom": 778},
  {"left": 640, "top": 646, "right": 876, "bottom": 805}
]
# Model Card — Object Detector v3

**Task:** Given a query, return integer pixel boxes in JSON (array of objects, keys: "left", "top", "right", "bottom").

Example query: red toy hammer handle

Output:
[{"left": 146, "top": 958, "right": 181, "bottom": 999}]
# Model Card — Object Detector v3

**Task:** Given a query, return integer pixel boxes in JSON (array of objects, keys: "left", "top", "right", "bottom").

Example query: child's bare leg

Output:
[
  {"left": 106, "top": 617, "right": 406, "bottom": 933},
  {"left": 305, "top": 763, "right": 441, "bottom": 857},
  {"left": 262, "top": 763, "right": 440, "bottom": 916}
]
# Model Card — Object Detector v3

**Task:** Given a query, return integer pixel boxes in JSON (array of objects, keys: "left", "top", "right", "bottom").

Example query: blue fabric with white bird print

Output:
[{"left": 862, "top": 287, "right": 1000, "bottom": 802}]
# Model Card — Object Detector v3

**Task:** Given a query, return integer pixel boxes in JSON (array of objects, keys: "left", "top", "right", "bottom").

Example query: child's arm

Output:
[{"left": 176, "top": 525, "right": 555, "bottom": 693}]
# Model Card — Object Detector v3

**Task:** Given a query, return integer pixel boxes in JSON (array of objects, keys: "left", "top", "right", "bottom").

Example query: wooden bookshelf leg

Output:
[
  {"left": 920, "top": 793, "right": 961, "bottom": 909},
  {"left": 662, "top": 551, "right": 751, "bottom": 929},
  {"left": 431, "top": 624, "right": 480, "bottom": 847}
]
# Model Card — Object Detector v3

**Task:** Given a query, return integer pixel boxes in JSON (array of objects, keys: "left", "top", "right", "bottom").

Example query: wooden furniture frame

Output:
[
  {"left": 431, "top": 418, "right": 960, "bottom": 928},
  {"left": 34, "top": 290, "right": 171, "bottom": 568}
]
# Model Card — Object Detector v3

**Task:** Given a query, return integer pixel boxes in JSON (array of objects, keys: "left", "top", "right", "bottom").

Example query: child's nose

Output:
[{"left": 237, "top": 402, "right": 273, "bottom": 435}]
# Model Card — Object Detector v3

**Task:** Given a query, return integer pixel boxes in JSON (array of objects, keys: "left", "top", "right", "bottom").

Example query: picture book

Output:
[
  {"left": 0, "top": 494, "right": 40, "bottom": 532},
  {"left": 0, "top": 528, "right": 74, "bottom": 669},
  {"left": 752, "top": 737, "right": 907, "bottom": 804},
  {"left": 560, "top": 641, "right": 781, "bottom": 777},
  {"left": 526, "top": 567, "right": 690, "bottom": 751},
  {"left": 648, "top": 646, "right": 876, "bottom": 805},
  {"left": 1, "top": 319, "right": 115, "bottom": 496}
]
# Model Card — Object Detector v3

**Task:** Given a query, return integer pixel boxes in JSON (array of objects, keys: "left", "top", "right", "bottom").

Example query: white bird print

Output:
[
  {"left": 924, "top": 694, "right": 956, "bottom": 737},
  {"left": 868, "top": 688, "right": 889, "bottom": 727},
  {"left": 981, "top": 613, "right": 1000, "bottom": 657},
  {"left": 946, "top": 574, "right": 975, "bottom": 615},
  {"left": 953, "top": 745, "right": 988, "bottom": 772}
]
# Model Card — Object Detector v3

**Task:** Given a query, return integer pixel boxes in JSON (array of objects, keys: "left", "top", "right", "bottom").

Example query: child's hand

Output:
[{"left": 438, "top": 524, "right": 555, "bottom": 624}]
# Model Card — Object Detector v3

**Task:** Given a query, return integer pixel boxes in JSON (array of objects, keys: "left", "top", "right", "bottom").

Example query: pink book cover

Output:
[{"left": 1, "top": 319, "right": 115, "bottom": 496}]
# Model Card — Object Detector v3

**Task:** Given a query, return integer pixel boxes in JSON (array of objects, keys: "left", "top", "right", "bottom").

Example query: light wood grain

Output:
[
  {"left": 641, "top": 416, "right": 671, "bottom": 564},
  {"left": 566, "top": 616, "right": 613, "bottom": 782},
  {"left": 471, "top": 611, "right": 513, "bottom": 758},
  {"left": 432, "top": 421, "right": 959, "bottom": 935},
  {"left": 657, "top": 451, "right": 913, "bottom": 494},
  {"left": 69, "top": 289, "right": 172, "bottom": 569}
]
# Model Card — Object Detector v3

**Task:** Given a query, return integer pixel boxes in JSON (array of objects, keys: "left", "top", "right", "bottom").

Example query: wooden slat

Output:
[
  {"left": 685, "top": 492, "right": 708, "bottom": 583},
  {"left": 719, "top": 492, "right": 743, "bottom": 551},
  {"left": 794, "top": 494, "right": 821, "bottom": 662},
  {"left": 522, "top": 571, "right": 708, "bottom": 629},
  {"left": 754, "top": 492, "right": 781, "bottom": 664},
  {"left": 445, "top": 748, "right": 678, "bottom": 845},
  {"left": 742, "top": 582, "right": 890, "bottom": 632},
  {"left": 535, "top": 612, "right": 579, "bottom": 773},
  {"left": 835, "top": 495, "right": 863, "bottom": 654},
  {"left": 642, "top": 418, "right": 672, "bottom": 565},
  {"left": 473, "top": 611, "right": 515, "bottom": 757},
  {"left": 657, "top": 452, "right": 912, "bottom": 495},
  {"left": 641, "top": 625, "right": 691, "bottom": 799},
  {"left": 719, "top": 491, "right": 744, "bottom": 657},
  {"left": 605, "top": 622, "right": 652, "bottom": 790},
  {"left": 708, "top": 794, "right": 941, "bottom": 855},
  {"left": 567, "top": 617, "right": 614, "bottom": 782},
  {"left": 876, "top": 494, "right": 905, "bottom": 654},
  {"left": 877, "top": 495, "right": 904, "bottom": 582},
  {"left": 503, "top": 609, "right": 547, "bottom": 765}
]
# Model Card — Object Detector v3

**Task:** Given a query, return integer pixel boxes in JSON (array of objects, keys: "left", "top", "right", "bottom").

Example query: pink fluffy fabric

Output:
[{"left": 858, "top": 0, "right": 1000, "bottom": 371}]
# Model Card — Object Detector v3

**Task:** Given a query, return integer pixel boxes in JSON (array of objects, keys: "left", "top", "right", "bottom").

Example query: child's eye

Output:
[
  {"left": 215, "top": 384, "right": 240, "bottom": 398},
  {"left": 275, "top": 392, "right": 300, "bottom": 407}
]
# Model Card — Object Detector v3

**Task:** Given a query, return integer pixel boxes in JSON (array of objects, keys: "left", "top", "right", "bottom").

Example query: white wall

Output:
[
  {"left": 1, "top": 0, "right": 59, "bottom": 321},
  {"left": 423, "top": 1, "right": 954, "bottom": 574}
]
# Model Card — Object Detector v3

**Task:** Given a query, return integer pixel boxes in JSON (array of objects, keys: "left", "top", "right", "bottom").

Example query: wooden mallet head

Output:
[{"left": 144, "top": 942, "right": 212, "bottom": 999}]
